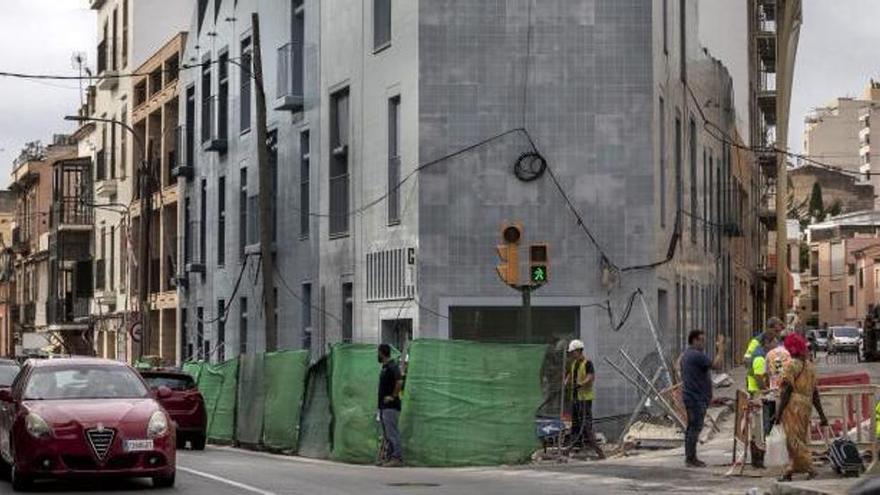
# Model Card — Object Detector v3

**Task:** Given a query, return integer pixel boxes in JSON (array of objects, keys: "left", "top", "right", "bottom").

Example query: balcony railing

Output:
[
  {"left": 276, "top": 42, "right": 304, "bottom": 112},
  {"left": 47, "top": 297, "right": 90, "bottom": 325},
  {"left": 329, "top": 174, "right": 349, "bottom": 236},
  {"left": 52, "top": 198, "right": 94, "bottom": 228}
]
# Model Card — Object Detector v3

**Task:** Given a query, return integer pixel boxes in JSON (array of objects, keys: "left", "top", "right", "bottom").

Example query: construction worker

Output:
[
  {"left": 744, "top": 317, "right": 784, "bottom": 369},
  {"left": 747, "top": 333, "right": 776, "bottom": 469},
  {"left": 564, "top": 339, "right": 605, "bottom": 459}
]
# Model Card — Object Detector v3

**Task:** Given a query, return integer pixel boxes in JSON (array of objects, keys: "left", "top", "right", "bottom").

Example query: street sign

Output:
[
  {"left": 531, "top": 265, "right": 547, "bottom": 284},
  {"left": 129, "top": 322, "right": 142, "bottom": 344}
]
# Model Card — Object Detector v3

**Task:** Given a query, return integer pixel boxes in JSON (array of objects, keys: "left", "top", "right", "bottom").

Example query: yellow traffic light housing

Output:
[{"left": 496, "top": 222, "right": 522, "bottom": 286}]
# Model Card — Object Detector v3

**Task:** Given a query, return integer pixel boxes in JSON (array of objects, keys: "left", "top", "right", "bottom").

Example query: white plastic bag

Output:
[{"left": 765, "top": 425, "right": 790, "bottom": 467}]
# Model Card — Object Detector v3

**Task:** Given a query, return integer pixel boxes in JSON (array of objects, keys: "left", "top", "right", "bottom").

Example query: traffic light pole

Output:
[{"left": 521, "top": 286, "right": 532, "bottom": 342}]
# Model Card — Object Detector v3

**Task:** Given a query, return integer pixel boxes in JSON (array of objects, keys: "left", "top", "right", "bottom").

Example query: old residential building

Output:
[
  {"left": 790, "top": 164, "right": 874, "bottom": 216},
  {"left": 0, "top": 191, "right": 16, "bottom": 356}
]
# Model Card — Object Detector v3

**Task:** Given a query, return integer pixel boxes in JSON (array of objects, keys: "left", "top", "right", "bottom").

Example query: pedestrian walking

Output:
[
  {"left": 681, "top": 330, "right": 725, "bottom": 468},
  {"left": 773, "top": 333, "right": 829, "bottom": 482},
  {"left": 747, "top": 333, "right": 776, "bottom": 468},
  {"left": 377, "top": 343, "right": 403, "bottom": 467},
  {"left": 564, "top": 339, "right": 605, "bottom": 459}
]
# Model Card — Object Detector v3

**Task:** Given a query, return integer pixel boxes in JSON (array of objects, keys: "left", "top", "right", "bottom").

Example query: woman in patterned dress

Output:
[{"left": 773, "top": 333, "right": 829, "bottom": 482}]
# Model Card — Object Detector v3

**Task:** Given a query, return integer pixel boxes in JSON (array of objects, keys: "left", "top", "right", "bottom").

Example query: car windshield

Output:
[
  {"left": 817, "top": 330, "right": 829, "bottom": 338},
  {"left": 142, "top": 374, "right": 195, "bottom": 391},
  {"left": 833, "top": 327, "right": 860, "bottom": 338},
  {"left": 0, "top": 364, "right": 19, "bottom": 387},
  {"left": 24, "top": 365, "right": 149, "bottom": 400}
]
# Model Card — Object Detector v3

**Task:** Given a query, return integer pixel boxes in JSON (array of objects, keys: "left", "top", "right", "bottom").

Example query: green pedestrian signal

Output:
[{"left": 531, "top": 265, "right": 547, "bottom": 283}]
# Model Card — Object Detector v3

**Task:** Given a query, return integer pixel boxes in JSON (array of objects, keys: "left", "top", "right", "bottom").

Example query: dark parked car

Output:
[
  {"left": 139, "top": 369, "right": 206, "bottom": 450},
  {"left": 0, "top": 358, "right": 176, "bottom": 491},
  {"left": 0, "top": 359, "right": 20, "bottom": 389}
]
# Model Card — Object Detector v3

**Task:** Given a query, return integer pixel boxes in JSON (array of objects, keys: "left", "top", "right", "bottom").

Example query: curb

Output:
[{"left": 770, "top": 481, "right": 845, "bottom": 495}]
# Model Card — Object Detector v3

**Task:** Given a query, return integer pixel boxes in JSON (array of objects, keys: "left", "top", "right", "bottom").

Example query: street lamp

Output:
[{"left": 63, "top": 115, "right": 148, "bottom": 173}]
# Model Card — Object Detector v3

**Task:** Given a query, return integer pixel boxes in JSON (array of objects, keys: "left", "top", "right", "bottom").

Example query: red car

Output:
[
  {"left": 0, "top": 358, "right": 176, "bottom": 491},
  {"left": 139, "top": 369, "right": 206, "bottom": 450}
]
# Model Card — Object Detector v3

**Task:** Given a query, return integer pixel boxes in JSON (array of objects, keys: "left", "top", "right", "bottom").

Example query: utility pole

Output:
[
  {"left": 251, "top": 13, "right": 277, "bottom": 352},
  {"left": 137, "top": 142, "right": 153, "bottom": 360}
]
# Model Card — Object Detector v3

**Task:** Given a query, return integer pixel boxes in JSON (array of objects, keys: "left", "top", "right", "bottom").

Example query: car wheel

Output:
[
  {"left": 11, "top": 465, "right": 32, "bottom": 492},
  {"left": 153, "top": 471, "right": 175, "bottom": 489},
  {"left": 191, "top": 433, "right": 206, "bottom": 451}
]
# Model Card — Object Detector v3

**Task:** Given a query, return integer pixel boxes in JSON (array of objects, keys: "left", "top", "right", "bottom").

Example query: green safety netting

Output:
[
  {"left": 400, "top": 339, "right": 546, "bottom": 466},
  {"left": 235, "top": 353, "right": 266, "bottom": 445},
  {"left": 297, "top": 357, "right": 332, "bottom": 459},
  {"left": 329, "top": 344, "right": 397, "bottom": 464},
  {"left": 261, "top": 350, "right": 310, "bottom": 451},
  {"left": 181, "top": 361, "right": 203, "bottom": 383},
  {"left": 200, "top": 358, "right": 239, "bottom": 442}
]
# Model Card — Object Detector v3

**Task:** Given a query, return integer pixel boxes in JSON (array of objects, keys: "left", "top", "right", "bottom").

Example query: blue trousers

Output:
[{"left": 684, "top": 399, "right": 707, "bottom": 461}]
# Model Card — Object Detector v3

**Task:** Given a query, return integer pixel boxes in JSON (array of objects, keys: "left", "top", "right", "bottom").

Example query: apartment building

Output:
[
  {"left": 858, "top": 81, "right": 880, "bottom": 208},
  {"left": 82, "top": 0, "right": 193, "bottom": 363},
  {"left": 790, "top": 164, "right": 874, "bottom": 216},
  {"left": 0, "top": 191, "right": 16, "bottom": 356},
  {"left": 130, "top": 33, "right": 187, "bottom": 365},
  {"left": 172, "top": 0, "right": 777, "bottom": 425},
  {"left": 9, "top": 139, "right": 81, "bottom": 356}
]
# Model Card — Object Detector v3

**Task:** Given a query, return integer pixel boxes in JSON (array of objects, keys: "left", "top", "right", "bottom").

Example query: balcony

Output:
[
  {"left": 275, "top": 42, "right": 304, "bottom": 112},
  {"left": 201, "top": 96, "right": 228, "bottom": 153},
  {"left": 47, "top": 297, "right": 90, "bottom": 329},
  {"left": 172, "top": 126, "right": 194, "bottom": 180},
  {"left": 11, "top": 227, "right": 28, "bottom": 255},
  {"left": 757, "top": 150, "right": 777, "bottom": 178},
  {"left": 52, "top": 199, "right": 94, "bottom": 231},
  {"left": 96, "top": 40, "right": 118, "bottom": 91}
]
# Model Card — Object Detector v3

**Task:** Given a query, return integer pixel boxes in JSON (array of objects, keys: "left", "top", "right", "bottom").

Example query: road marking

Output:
[{"left": 179, "top": 466, "right": 278, "bottom": 495}]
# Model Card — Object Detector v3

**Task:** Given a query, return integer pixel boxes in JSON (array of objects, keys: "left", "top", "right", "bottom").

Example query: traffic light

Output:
[
  {"left": 529, "top": 243, "right": 549, "bottom": 285},
  {"left": 496, "top": 222, "right": 522, "bottom": 286}
]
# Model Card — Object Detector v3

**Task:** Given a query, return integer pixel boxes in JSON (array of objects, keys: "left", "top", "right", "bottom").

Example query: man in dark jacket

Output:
[{"left": 378, "top": 344, "right": 403, "bottom": 466}]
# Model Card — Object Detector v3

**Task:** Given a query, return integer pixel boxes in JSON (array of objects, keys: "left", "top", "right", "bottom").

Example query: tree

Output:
[
  {"left": 809, "top": 182, "right": 825, "bottom": 222},
  {"left": 827, "top": 199, "right": 843, "bottom": 217}
]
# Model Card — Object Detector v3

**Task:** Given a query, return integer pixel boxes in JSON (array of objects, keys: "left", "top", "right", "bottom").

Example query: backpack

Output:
[{"left": 829, "top": 437, "right": 863, "bottom": 477}]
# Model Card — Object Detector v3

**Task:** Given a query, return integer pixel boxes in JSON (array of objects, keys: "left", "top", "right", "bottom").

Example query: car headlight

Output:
[
  {"left": 147, "top": 411, "right": 169, "bottom": 439},
  {"left": 25, "top": 413, "right": 51, "bottom": 439}
]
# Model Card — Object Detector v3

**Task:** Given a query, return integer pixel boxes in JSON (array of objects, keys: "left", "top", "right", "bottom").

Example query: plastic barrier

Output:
[
  {"left": 817, "top": 373, "right": 872, "bottom": 437},
  {"left": 182, "top": 361, "right": 203, "bottom": 383},
  {"left": 400, "top": 339, "right": 546, "bottom": 466},
  {"left": 236, "top": 353, "right": 266, "bottom": 445},
  {"left": 329, "top": 344, "right": 394, "bottom": 464},
  {"left": 298, "top": 357, "right": 332, "bottom": 459},
  {"left": 262, "top": 350, "right": 310, "bottom": 451},
  {"left": 202, "top": 358, "right": 239, "bottom": 442}
]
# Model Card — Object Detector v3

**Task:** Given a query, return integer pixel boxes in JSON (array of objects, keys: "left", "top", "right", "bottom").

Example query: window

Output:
[
  {"left": 217, "top": 299, "right": 226, "bottom": 361},
  {"left": 342, "top": 283, "right": 353, "bottom": 342},
  {"left": 689, "top": 118, "right": 697, "bottom": 243},
  {"left": 110, "top": 226, "right": 115, "bottom": 291},
  {"left": 201, "top": 60, "right": 212, "bottom": 143},
  {"left": 200, "top": 178, "right": 207, "bottom": 263},
  {"left": 374, "top": 0, "right": 391, "bottom": 50},
  {"left": 218, "top": 176, "right": 226, "bottom": 266},
  {"left": 674, "top": 114, "right": 682, "bottom": 225},
  {"left": 388, "top": 96, "right": 401, "bottom": 224},
  {"left": 703, "top": 147, "right": 708, "bottom": 251},
  {"left": 185, "top": 86, "right": 196, "bottom": 169},
  {"left": 848, "top": 285, "right": 855, "bottom": 307},
  {"left": 662, "top": 0, "right": 668, "bottom": 54},
  {"left": 329, "top": 88, "right": 350, "bottom": 236},
  {"left": 859, "top": 268, "right": 865, "bottom": 288},
  {"left": 659, "top": 97, "right": 666, "bottom": 228},
  {"left": 830, "top": 242, "right": 844, "bottom": 276},
  {"left": 239, "top": 168, "right": 247, "bottom": 258},
  {"left": 302, "top": 283, "right": 311, "bottom": 350},
  {"left": 112, "top": 8, "right": 118, "bottom": 71},
  {"left": 122, "top": 0, "right": 129, "bottom": 67},
  {"left": 184, "top": 196, "right": 192, "bottom": 263},
  {"left": 300, "top": 131, "right": 310, "bottom": 237},
  {"left": 218, "top": 51, "right": 229, "bottom": 142},
  {"left": 240, "top": 36, "right": 252, "bottom": 132},
  {"left": 110, "top": 118, "right": 117, "bottom": 180},
  {"left": 239, "top": 297, "right": 248, "bottom": 355},
  {"left": 182, "top": 308, "right": 190, "bottom": 360},
  {"left": 120, "top": 105, "right": 127, "bottom": 178},
  {"left": 197, "top": 307, "right": 204, "bottom": 360},
  {"left": 679, "top": 0, "right": 686, "bottom": 80}
]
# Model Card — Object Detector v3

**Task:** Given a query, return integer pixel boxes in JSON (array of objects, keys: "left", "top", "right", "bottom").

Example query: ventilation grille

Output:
[
  {"left": 86, "top": 428, "right": 115, "bottom": 460},
  {"left": 366, "top": 247, "right": 415, "bottom": 302}
]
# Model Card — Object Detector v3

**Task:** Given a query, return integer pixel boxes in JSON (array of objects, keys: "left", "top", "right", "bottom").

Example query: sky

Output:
[
  {"left": 0, "top": 0, "right": 94, "bottom": 185},
  {"left": 788, "top": 0, "right": 880, "bottom": 153},
  {"left": 0, "top": 0, "right": 875, "bottom": 186}
]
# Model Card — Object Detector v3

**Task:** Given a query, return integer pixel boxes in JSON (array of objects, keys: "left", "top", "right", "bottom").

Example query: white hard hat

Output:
[{"left": 567, "top": 339, "right": 584, "bottom": 352}]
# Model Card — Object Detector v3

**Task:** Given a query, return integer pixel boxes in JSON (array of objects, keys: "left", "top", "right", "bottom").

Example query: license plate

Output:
[{"left": 124, "top": 439, "right": 154, "bottom": 452}]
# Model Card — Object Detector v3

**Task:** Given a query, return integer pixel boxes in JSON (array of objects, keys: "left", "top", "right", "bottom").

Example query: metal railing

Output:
[
  {"left": 47, "top": 297, "right": 90, "bottom": 324},
  {"left": 329, "top": 174, "right": 349, "bottom": 236},
  {"left": 52, "top": 198, "right": 93, "bottom": 227},
  {"left": 276, "top": 42, "right": 304, "bottom": 104}
]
